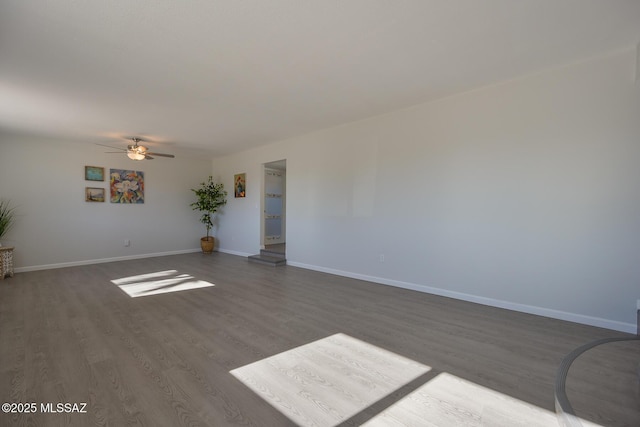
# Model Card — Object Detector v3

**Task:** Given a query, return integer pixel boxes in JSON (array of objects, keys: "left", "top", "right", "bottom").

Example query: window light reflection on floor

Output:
[
  {"left": 231, "top": 333, "right": 604, "bottom": 427},
  {"left": 111, "top": 270, "right": 215, "bottom": 298},
  {"left": 362, "top": 372, "right": 570, "bottom": 427},
  {"left": 231, "top": 333, "right": 431, "bottom": 427}
]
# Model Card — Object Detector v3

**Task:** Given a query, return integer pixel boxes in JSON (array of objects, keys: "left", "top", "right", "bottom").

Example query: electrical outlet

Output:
[{"left": 124, "top": 239, "right": 131, "bottom": 247}]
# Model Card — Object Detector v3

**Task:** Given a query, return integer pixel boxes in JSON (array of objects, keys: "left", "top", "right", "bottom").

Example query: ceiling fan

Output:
[{"left": 98, "top": 137, "right": 175, "bottom": 160}]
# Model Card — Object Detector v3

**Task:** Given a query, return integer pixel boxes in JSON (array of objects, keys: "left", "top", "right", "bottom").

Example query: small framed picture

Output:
[
  {"left": 234, "top": 173, "right": 246, "bottom": 198},
  {"left": 85, "top": 166, "right": 105, "bottom": 181},
  {"left": 85, "top": 187, "right": 105, "bottom": 202}
]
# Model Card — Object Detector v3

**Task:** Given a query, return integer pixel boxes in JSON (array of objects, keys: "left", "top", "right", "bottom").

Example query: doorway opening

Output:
[{"left": 248, "top": 159, "right": 286, "bottom": 266}]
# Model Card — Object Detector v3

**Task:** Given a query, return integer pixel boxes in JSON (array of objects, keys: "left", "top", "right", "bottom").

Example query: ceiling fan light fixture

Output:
[
  {"left": 98, "top": 137, "right": 173, "bottom": 160},
  {"left": 127, "top": 150, "right": 145, "bottom": 160}
]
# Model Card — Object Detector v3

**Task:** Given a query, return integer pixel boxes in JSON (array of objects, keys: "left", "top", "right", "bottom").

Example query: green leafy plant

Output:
[
  {"left": 0, "top": 199, "right": 16, "bottom": 243},
  {"left": 190, "top": 177, "right": 227, "bottom": 238}
]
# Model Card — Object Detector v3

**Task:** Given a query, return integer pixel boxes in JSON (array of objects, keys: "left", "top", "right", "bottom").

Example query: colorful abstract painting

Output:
[{"left": 110, "top": 169, "right": 144, "bottom": 204}]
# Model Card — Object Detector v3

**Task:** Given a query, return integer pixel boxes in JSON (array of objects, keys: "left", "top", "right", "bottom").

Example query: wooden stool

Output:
[{"left": 0, "top": 246, "right": 14, "bottom": 279}]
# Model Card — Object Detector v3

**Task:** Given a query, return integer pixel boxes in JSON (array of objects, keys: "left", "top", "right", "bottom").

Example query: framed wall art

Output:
[
  {"left": 85, "top": 187, "right": 105, "bottom": 202},
  {"left": 85, "top": 166, "right": 105, "bottom": 181},
  {"left": 234, "top": 173, "right": 246, "bottom": 198},
  {"left": 110, "top": 169, "right": 145, "bottom": 204}
]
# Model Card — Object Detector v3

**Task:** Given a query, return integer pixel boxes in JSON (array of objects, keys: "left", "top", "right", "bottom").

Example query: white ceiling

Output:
[{"left": 1, "top": 0, "right": 639, "bottom": 156}]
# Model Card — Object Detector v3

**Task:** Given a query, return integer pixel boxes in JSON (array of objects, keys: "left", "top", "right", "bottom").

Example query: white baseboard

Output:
[
  {"left": 287, "top": 261, "right": 636, "bottom": 334},
  {"left": 14, "top": 248, "right": 202, "bottom": 273}
]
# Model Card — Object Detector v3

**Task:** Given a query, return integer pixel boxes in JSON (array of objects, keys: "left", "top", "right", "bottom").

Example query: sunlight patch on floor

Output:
[
  {"left": 230, "top": 333, "right": 431, "bottom": 427},
  {"left": 231, "top": 334, "right": 605, "bottom": 427},
  {"left": 362, "top": 372, "right": 564, "bottom": 426},
  {"left": 111, "top": 270, "right": 215, "bottom": 297}
]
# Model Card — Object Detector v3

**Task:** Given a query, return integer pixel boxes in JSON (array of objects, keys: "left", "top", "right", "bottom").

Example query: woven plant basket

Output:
[{"left": 200, "top": 236, "right": 215, "bottom": 254}]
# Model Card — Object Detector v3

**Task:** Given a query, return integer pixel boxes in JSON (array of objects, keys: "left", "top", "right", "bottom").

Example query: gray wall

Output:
[
  {"left": 212, "top": 48, "right": 640, "bottom": 332},
  {"left": 0, "top": 134, "right": 212, "bottom": 268}
]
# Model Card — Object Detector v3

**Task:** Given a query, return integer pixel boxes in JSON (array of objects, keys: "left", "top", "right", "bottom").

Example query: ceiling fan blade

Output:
[
  {"left": 143, "top": 155, "right": 154, "bottom": 160},
  {"left": 96, "top": 143, "right": 126, "bottom": 151},
  {"left": 146, "top": 152, "right": 175, "bottom": 158}
]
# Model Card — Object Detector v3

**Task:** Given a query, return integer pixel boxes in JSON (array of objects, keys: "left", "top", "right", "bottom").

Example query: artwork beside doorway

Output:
[{"left": 234, "top": 173, "right": 246, "bottom": 198}]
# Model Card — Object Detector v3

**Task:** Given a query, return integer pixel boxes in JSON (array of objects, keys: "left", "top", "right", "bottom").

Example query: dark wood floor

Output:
[{"left": 0, "top": 252, "right": 637, "bottom": 426}]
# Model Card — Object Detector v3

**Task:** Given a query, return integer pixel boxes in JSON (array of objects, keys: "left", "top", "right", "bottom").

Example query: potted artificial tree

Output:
[
  {"left": 0, "top": 199, "right": 16, "bottom": 247},
  {"left": 190, "top": 177, "right": 227, "bottom": 253}
]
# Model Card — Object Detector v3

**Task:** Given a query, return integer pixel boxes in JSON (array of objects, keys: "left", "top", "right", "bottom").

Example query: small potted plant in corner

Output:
[
  {"left": 0, "top": 199, "right": 16, "bottom": 247},
  {"left": 191, "top": 176, "right": 227, "bottom": 254}
]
